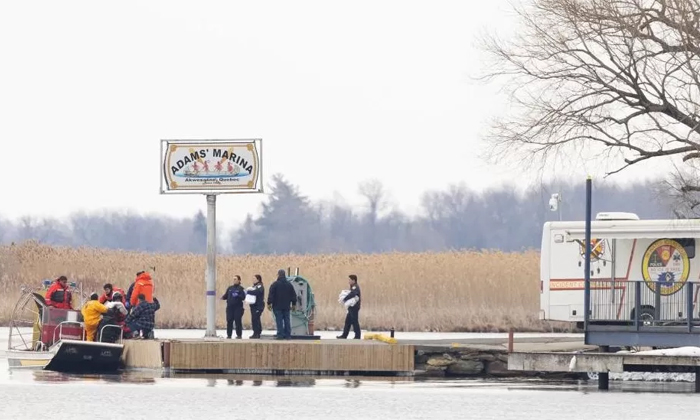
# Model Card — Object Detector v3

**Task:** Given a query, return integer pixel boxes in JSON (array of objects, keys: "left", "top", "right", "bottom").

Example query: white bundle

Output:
[
  {"left": 338, "top": 289, "right": 350, "bottom": 303},
  {"left": 106, "top": 301, "right": 127, "bottom": 315},
  {"left": 344, "top": 296, "right": 359, "bottom": 308}
]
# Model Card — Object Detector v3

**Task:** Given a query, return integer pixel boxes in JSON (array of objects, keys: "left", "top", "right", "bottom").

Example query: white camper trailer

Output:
[{"left": 540, "top": 212, "right": 700, "bottom": 328}]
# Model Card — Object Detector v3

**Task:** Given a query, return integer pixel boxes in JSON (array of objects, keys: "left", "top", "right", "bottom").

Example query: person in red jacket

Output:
[
  {"left": 99, "top": 283, "right": 126, "bottom": 305},
  {"left": 45, "top": 276, "right": 73, "bottom": 310},
  {"left": 130, "top": 271, "right": 154, "bottom": 308}
]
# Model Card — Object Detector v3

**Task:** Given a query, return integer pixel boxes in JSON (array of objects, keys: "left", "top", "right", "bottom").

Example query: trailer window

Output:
[{"left": 674, "top": 238, "right": 695, "bottom": 259}]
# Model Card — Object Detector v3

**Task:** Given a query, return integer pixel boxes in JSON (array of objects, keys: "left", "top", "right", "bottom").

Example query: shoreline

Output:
[{"left": 2, "top": 327, "right": 696, "bottom": 383}]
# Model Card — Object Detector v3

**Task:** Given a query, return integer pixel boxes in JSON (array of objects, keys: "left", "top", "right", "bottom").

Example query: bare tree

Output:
[
  {"left": 478, "top": 0, "right": 700, "bottom": 205},
  {"left": 358, "top": 178, "right": 388, "bottom": 224},
  {"left": 358, "top": 179, "right": 389, "bottom": 252}
]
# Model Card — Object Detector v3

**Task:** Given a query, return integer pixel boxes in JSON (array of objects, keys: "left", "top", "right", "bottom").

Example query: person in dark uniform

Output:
[
  {"left": 337, "top": 274, "right": 361, "bottom": 339},
  {"left": 221, "top": 275, "right": 246, "bottom": 339},
  {"left": 246, "top": 274, "right": 265, "bottom": 339},
  {"left": 267, "top": 269, "right": 297, "bottom": 339}
]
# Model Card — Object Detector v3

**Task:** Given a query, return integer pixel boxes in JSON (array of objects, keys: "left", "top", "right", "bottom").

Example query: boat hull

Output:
[
  {"left": 6, "top": 351, "right": 54, "bottom": 369},
  {"left": 7, "top": 340, "right": 124, "bottom": 373}
]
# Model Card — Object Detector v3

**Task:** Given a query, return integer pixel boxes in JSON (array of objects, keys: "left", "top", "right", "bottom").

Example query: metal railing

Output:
[
  {"left": 588, "top": 279, "right": 700, "bottom": 330},
  {"left": 98, "top": 324, "right": 124, "bottom": 344},
  {"left": 52, "top": 321, "right": 85, "bottom": 344}
]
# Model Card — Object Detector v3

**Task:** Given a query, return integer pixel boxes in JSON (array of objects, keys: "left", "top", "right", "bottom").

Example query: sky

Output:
[{"left": 0, "top": 1, "right": 664, "bottom": 230}]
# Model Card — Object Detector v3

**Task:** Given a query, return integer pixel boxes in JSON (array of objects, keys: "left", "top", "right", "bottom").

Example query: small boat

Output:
[{"left": 6, "top": 282, "right": 125, "bottom": 373}]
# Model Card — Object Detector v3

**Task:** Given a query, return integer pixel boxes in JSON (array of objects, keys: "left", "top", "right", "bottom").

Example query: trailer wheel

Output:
[
  {"left": 585, "top": 372, "right": 598, "bottom": 381},
  {"left": 631, "top": 306, "right": 655, "bottom": 326}
]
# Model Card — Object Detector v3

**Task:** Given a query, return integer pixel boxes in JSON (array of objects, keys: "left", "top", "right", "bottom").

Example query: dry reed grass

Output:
[{"left": 0, "top": 241, "right": 570, "bottom": 332}]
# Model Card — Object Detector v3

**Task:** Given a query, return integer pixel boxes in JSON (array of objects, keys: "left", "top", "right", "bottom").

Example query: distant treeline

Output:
[{"left": 0, "top": 174, "right": 673, "bottom": 254}]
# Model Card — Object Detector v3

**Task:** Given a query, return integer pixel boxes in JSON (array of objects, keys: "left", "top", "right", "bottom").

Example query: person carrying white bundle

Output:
[
  {"left": 245, "top": 274, "right": 265, "bottom": 339},
  {"left": 337, "top": 274, "right": 362, "bottom": 339}
]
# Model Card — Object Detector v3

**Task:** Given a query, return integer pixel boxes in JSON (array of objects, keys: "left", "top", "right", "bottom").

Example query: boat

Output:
[{"left": 6, "top": 281, "right": 125, "bottom": 373}]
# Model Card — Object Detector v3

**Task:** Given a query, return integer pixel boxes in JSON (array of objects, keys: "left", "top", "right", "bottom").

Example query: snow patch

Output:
[
  {"left": 607, "top": 346, "right": 700, "bottom": 382},
  {"left": 610, "top": 372, "right": 695, "bottom": 382}
]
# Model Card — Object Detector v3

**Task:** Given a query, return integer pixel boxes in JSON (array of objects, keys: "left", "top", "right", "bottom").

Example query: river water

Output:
[{"left": 2, "top": 328, "right": 699, "bottom": 419}]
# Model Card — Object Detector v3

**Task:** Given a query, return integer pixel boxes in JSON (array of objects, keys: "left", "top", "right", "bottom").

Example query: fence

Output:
[{"left": 588, "top": 279, "right": 700, "bottom": 329}]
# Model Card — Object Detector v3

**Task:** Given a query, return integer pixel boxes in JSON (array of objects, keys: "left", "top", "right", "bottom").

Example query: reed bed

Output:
[{"left": 0, "top": 241, "right": 568, "bottom": 332}]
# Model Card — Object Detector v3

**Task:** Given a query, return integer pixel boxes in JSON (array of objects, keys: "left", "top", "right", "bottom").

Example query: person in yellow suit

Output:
[{"left": 81, "top": 293, "right": 108, "bottom": 341}]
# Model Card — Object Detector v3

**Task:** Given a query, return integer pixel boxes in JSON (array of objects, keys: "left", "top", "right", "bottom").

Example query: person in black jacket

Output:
[
  {"left": 337, "top": 274, "right": 362, "bottom": 339},
  {"left": 221, "top": 275, "right": 246, "bottom": 339},
  {"left": 246, "top": 274, "right": 265, "bottom": 339},
  {"left": 266, "top": 269, "right": 297, "bottom": 339}
]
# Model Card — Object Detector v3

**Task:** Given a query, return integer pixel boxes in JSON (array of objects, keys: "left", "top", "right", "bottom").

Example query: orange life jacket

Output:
[{"left": 130, "top": 272, "right": 154, "bottom": 307}]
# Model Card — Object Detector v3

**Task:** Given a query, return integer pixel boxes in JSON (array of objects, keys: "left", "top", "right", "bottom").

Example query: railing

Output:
[
  {"left": 52, "top": 321, "right": 85, "bottom": 343},
  {"left": 98, "top": 324, "right": 124, "bottom": 344},
  {"left": 588, "top": 279, "right": 700, "bottom": 330}
]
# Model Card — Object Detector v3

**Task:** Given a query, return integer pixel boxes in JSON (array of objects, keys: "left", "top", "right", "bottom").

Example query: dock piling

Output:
[
  {"left": 598, "top": 372, "right": 609, "bottom": 390},
  {"left": 508, "top": 328, "right": 514, "bottom": 353}
]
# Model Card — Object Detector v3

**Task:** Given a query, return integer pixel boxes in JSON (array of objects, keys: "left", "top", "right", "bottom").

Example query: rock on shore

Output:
[{"left": 414, "top": 347, "right": 579, "bottom": 379}]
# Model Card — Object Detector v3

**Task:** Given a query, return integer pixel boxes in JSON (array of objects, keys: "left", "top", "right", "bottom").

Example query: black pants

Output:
[
  {"left": 250, "top": 306, "right": 263, "bottom": 337},
  {"left": 226, "top": 306, "right": 244, "bottom": 338},
  {"left": 341, "top": 308, "right": 361, "bottom": 338}
]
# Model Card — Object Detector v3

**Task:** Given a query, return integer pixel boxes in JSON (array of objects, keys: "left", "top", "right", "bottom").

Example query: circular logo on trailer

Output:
[{"left": 642, "top": 239, "right": 690, "bottom": 296}]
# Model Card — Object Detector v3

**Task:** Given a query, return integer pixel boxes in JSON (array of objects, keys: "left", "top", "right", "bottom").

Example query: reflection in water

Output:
[
  {"left": 3, "top": 361, "right": 698, "bottom": 396},
  {"left": 31, "top": 371, "right": 72, "bottom": 383},
  {"left": 167, "top": 372, "right": 406, "bottom": 388},
  {"left": 275, "top": 378, "right": 316, "bottom": 387},
  {"left": 29, "top": 369, "right": 158, "bottom": 385},
  {"left": 344, "top": 379, "right": 361, "bottom": 388}
]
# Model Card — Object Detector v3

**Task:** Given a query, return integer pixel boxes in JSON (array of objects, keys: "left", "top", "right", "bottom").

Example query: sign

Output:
[
  {"left": 160, "top": 139, "right": 263, "bottom": 194},
  {"left": 642, "top": 238, "right": 690, "bottom": 296}
]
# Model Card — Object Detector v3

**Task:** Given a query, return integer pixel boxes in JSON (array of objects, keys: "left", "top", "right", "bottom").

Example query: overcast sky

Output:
[{"left": 0, "top": 1, "right": 661, "bottom": 229}]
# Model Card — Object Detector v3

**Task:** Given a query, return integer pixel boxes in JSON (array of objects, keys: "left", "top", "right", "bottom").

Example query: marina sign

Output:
[{"left": 160, "top": 139, "right": 263, "bottom": 194}]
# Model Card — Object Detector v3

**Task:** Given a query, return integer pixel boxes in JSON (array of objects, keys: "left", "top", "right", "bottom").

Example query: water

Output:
[{"left": 2, "top": 328, "right": 699, "bottom": 419}]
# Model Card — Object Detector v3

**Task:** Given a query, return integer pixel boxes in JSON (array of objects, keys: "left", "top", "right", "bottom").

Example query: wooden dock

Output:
[{"left": 122, "top": 339, "right": 415, "bottom": 376}]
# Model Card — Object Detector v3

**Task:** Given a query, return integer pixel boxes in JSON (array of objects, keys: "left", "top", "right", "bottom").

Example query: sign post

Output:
[
  {"left": 205, "top": 194, "right": 217, "bottom": 337},
  {"left": 160, "top": 139, "right": 263, "bottom": 338}
]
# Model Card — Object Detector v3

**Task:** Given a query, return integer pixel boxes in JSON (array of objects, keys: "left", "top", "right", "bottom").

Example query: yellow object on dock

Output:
[{"left": 363, "top": 333, "right": 398, "bottom": 344}]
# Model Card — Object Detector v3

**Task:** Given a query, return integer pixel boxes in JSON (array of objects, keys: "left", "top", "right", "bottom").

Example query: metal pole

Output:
[
  {"left": 687, "top": 281, "right": 694, "bottom": 333},
  {"left": 205, "top": 194, "right": 217, "bottom": 337},
  {"left": 584, "top": 177, "right": 592, "bottom": 338},
  {"left": 611, "top": 239, "right": 616, "bottom": 319},
  {"left": 558, "top": 193, "right": 562, "bottom": 221},
  {"left": 634, "top": 281, "right": 641, "bottom": 331}
]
